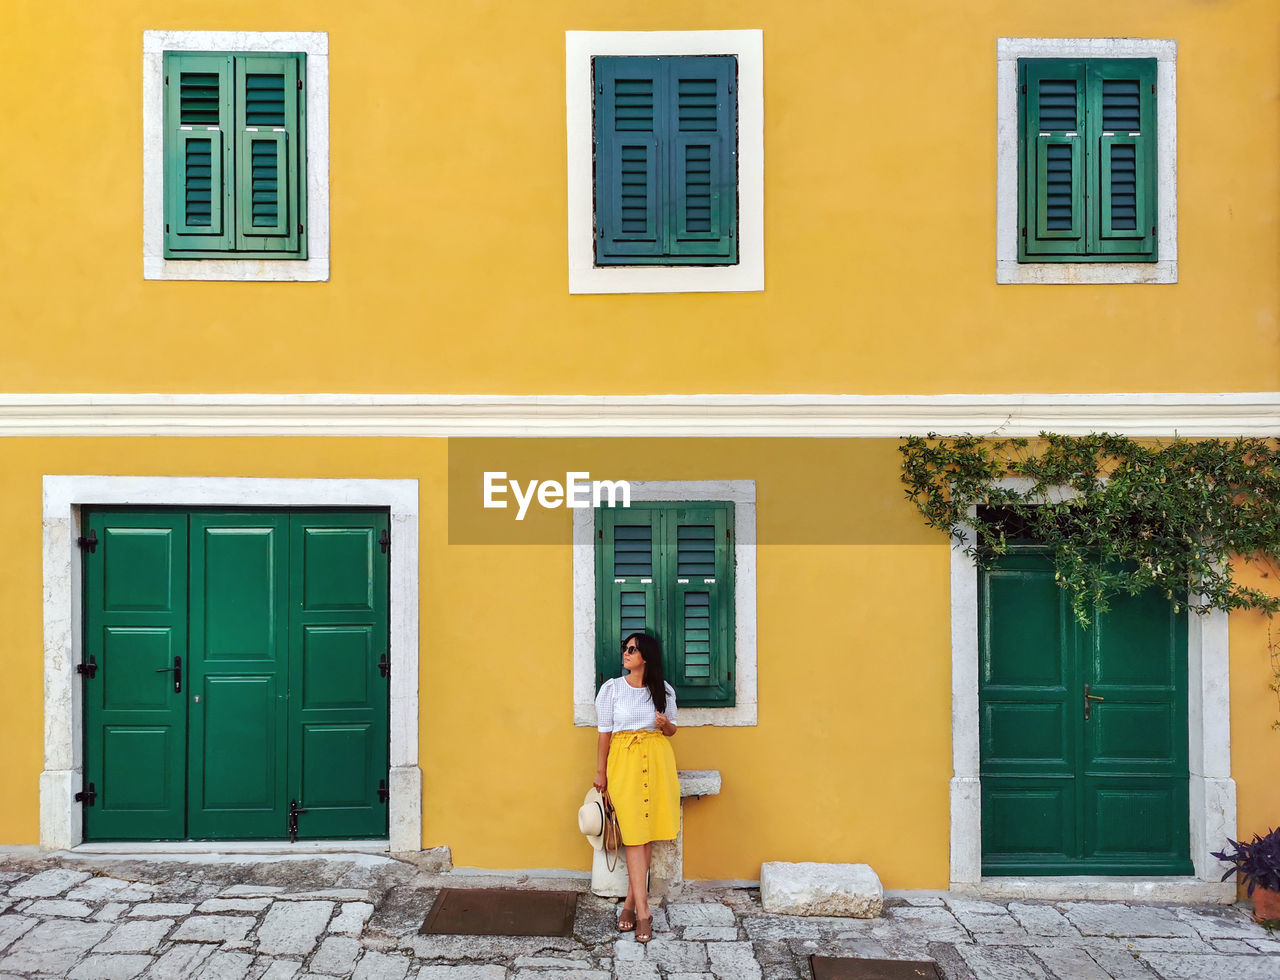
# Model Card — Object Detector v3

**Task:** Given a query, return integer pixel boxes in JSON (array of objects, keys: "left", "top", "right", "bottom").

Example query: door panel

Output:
[
  {"left": 980, "top": 549, "right": 1191, "bottom": 875},
  {"left": 83, "top": 512, "right": 188, "bottom": 840},
  {"left": 187, "top": 514, "right": 289, "bottom": 839},
  {"left": 288, "top": 513, "right": 389, "bottom": 839}
]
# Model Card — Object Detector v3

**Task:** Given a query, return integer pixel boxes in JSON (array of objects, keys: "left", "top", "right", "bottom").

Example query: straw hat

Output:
[{"left": 578, "top": 787, "right": 607, "bottom": 850}]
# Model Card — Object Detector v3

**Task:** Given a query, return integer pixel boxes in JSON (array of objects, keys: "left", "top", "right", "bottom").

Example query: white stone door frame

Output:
[
  {"left": 949, "top": 509, "right": 1236, "bottom": 901},
  {"left": 40, "top": 476, "right": 422, "bottom": 852}
]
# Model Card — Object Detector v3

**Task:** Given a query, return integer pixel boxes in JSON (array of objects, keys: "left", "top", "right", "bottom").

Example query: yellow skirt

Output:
[{"left": 606, "top": 730, "right": 681, "bottom": 845}]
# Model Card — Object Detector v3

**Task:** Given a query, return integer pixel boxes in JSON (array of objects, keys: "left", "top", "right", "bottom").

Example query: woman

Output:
[{"left": 593, "top": 631, "right": 680, "bottom": 944}]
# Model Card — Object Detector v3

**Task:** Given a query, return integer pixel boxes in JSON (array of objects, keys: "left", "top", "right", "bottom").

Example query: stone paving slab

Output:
[{"left": 0, "top": 851, "right": 1277, "bottom": 979}]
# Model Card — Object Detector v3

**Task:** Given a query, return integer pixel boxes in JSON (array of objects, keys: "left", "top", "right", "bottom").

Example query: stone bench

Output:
[
  {"left": 760, "top": 861, "right": 883, "bottom": 918},
  {"left": 591, "top": 769, "right": 721, "bottom": 897}
]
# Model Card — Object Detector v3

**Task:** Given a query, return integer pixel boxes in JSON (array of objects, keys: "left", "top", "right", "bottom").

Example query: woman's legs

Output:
[{"left": 624, "top": 844, "right": 651, "bottom": 916}]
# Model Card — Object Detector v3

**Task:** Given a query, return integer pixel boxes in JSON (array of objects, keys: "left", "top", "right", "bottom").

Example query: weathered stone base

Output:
[{"left": 760, "top": 862, "right": 883, "bottom": 918}]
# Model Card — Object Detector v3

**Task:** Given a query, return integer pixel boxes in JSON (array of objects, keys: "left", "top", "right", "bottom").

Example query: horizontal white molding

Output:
[{"left": 0, "top": 392, "right": 1276, "bottom": 437}]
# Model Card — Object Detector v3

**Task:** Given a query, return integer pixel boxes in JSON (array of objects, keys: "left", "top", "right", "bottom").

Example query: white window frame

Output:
[
  {"left": 573, "top": 481, "right": 757, "bottom": 726},
  {"left": 566, "top": 30, "right": 764, "bottom": 294},
  {"left": 143, "top": 30, "right": 330, "bottom": 282},
  {"left": 996, "top": 37, "right": 1177, "bottom": 285}
]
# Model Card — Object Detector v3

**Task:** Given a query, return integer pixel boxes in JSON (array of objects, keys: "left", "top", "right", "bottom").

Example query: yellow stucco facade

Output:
[{"left": 0, "top": 1, "right": 1277, "bottom": 891}]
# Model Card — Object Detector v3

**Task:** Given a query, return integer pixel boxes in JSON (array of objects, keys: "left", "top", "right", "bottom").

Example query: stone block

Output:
[
  {"left": 678, "top": 771, "right": 722, "bottom": 798},
  {"left": 351, "top": 950, "right": 410, "bottom": 980},
  {"left": 684, "top": 927, "right": 739, "bottom": 941},
  {"left": 197, "top": 898, "right": 272, "bottom": 913},
  {"left": 255, "top": 901, "right": 333, "bottom": 956},
  {"left": 66, "top": 878, "right": 133, "bottom": 903},
  {"left": 311, "top": 936, "right": 361, "bottom": 975},
  {"left": 145, "top": 944, "right": 216, "bottom": 979},
  {"left": 171, "top": 915, "right": 255, "bottom": 943},
  {"left": 668, "top": 904, "right": 735, "bottom": 928},
  {"left": 7, "top": 868, "right": 91, "bottom": 898},
  {"left": 958, "top": 945, "right": 1051, "bottom": 979},
  {"left": 0, "top": 916, "right": 37, "bottom": 953},
  {"left": 24, "top": 898, "right": 93, "bottom": 917},
  {"left": 1139, "top": 953, "right": 1280, "bottom": 979},
  {"left": 329, "top": 901, "right": 374, "bottom": 935},
  {"left": 1060, "top": 903, "right": 1197, "bottom": 939},
  {"left": 708, "top": 941, "right": 762, "bottom": 980},
  {"left": 0, "top": 920, "right": 112, "bottom": 976},
  {"left": 256, "top": 961, "right": 301, "bottom": 980},
  {"left": 195, "top": 950, "right": 254, "bottom": 980},
  {"left": 416, "top": 968, "right": 508, "bottom": 980},
  {"left": 95, "top": 918, "right": 174, "bottom": 953},
  {"left": 68, "top": 953, "right": 154, "bottom": 979},
  {"left": 760, "top": 863, "right": 883, "bottom": 918},
  {"left": 129, "top": 903, "right": 195, "bottom": 918}
]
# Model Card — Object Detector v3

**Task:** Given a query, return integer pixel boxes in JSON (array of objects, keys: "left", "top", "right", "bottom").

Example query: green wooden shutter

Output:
[
  {"left": 1020, "top": 59, "right": 1086, "bottom": 259},
  {"left": 594, "top": 57, "right": 665, "bottom": 263},
  {"left": 235, "top": 54, "right": 304, "bottom": 255},
  {"left": 661, "top": 503, "right": 734, "bottom": 707},
  {"left": 667, "top": 56, "right": 737, "bottom": 263},
  {"left": 595, "top": 506, "right": 661, "bottom": 687},
  {"left": 595, "top": 502, "right": 735, "bottom": 708},
  {"left": 164, "top": 52, "right": 234, "bottom": 254},
  {"left": 1087, "top": 60, "right": 1156, "bottom": 258}
]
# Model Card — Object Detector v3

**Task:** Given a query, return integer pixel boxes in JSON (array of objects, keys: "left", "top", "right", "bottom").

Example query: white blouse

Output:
[{"left": 595, "top": 676, "right": 678, "bottom": 733}]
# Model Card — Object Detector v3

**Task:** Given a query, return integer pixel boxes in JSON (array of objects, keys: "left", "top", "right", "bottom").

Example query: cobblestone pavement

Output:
[{"left": 0, "top": 850, "right": 1277, "bottom": 979}]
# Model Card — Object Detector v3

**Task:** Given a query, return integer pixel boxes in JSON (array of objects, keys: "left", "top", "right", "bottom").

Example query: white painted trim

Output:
[
  {"left": 996, "top": 37, "right": 1177, "bottom": 285},
  {"left": 566, "top": 30, "right": 764, "bottom": 294},
  {"left": 2, "top": 392, "right": 1277, "bottom": 439},
  {"left": 142, "top": 31, "right": 330, "bottom": 282},
  {"left": 573, "top": 481, "right": 757, "bottom": 726},
  {"left": 948, "top": 497, "right": 1236, "bottom": 895},
  {"left": 40, "top": 476, "right": 420, "bottom": 852}
]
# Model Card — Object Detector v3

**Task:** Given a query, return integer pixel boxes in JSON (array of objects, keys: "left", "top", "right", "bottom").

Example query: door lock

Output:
[
  {"left": 1084, "top": 683, "right": 1105, "bottom": 720},
  {"left": 155, "top": 656, "right": 182, "bottom": 693}
]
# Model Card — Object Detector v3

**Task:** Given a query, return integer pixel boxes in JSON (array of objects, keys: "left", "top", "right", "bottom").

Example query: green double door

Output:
[
  {"left": 979, "top": 550, "right": 1192, "bottom": 875},
  {"left": 82, "top": 509, "right": 390, "bottom": 841}
]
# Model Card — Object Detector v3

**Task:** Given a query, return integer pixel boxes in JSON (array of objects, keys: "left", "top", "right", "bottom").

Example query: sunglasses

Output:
[{"left": 621, "top": 644, "right": 641, "bottom": 653}]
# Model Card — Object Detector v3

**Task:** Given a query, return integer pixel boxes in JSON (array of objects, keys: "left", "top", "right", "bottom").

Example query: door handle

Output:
[
  {"left": 1084, "top": 683, "right": 1105, "bottom": 720},
  {"left": 155, "top": 656, "right": 182, "bottom": 693}
]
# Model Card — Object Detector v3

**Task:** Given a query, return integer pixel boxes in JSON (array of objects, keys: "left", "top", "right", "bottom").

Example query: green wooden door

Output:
[
  {"left": 979, "top": 550, "right": 1191, "bottom": 875},
  {"left": 82, "top": 508, "right": 389, "bottom": 842},
  {"left": 187, "top": 513, "right": 290, "bottom": 839},
  {"left": 82, "top": 512, "right": 189, "bottom": 840},
  {"left": 287, "top": 513, "right": 390, "bottom": 839}
]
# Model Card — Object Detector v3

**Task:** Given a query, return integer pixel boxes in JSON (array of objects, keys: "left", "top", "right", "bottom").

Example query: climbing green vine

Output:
[{"left": 898, "top": 433, "right": 1280, "bottom": 626}]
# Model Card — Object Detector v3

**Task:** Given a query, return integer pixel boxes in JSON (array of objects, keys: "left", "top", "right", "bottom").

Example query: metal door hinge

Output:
[
  {"left": 297, "top": 79, "right": 303, "bottom": 91},
  {"left": 379, "top": 529, "right": 390, "bottom": 555},
  {"left": 378, "top": 779, "right": 389, "bottom": 803},
  {"left": 378, "top": 652, "right": 390, "bottom": 679},
  {"left": 287, "top": 799, "right": 308, "bottom": 841},
  {"left": 1020, "top": 83, "right": 1027, "bottom": 94},
  {"left": 77, "top": 529, "right": 98, "bottom": 553},
  {"left": 75, "top": 782, "right": 97, "bottom": 807},
  {"left": 76, "top": 656, "right": 98, "bottom": 680}
]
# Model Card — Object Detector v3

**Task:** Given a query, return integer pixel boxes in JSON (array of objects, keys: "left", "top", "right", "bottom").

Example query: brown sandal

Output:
[
  {"left": 617, "top": 906, "right": 636, "bottom": 932},
  {"left": 636, "top": 915, "right": 653, "bottom": 943}
]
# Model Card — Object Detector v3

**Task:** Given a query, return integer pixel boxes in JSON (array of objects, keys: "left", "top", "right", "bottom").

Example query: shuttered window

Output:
[
  {"left": 595, "top": 502, "right": 735, "bottom": 707},
  {"left": 593, "top": 56, "right": 738, "bottom": 266},
  {"left": 164, "top": 51, "right": 306, "bottom": 259},
  {"left": 1019, "top": 58, "right": 1156, "bottom": 262}
]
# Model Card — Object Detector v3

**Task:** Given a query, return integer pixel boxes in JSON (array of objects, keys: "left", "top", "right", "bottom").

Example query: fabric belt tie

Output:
[{"left": 619, "top": 730, "right": 664, "bottom": 747}]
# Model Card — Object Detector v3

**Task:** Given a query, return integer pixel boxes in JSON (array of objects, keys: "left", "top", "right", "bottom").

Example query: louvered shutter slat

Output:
[
  {"left": 234, "top": 54, "right": 302, "bottom": 253},
  {"left": 164, "top": 53, "right": 233, "bottom": 253}
]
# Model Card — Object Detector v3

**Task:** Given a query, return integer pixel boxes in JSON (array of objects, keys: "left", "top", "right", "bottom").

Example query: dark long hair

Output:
[{"left": 624, "top": 631, "right": 667, "bottom": 714}]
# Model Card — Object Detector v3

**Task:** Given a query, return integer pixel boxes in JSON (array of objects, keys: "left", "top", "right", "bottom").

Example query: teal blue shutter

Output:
[
  {"left": 661, "top": 503, "right": 735, "bottom": 707},
  {"left": 235, "top": 54, "right": 304, "bottom": 255},
  {"left": 1088, "top": 60, "right": 1156, "bottom": 258},
  {"left": 1020, "top": 59, "right": 1086, "bottom": 259},
  {"left": 595, "top": 507, "right": 661, "bottom": 689},
  {"left": 594, "top": 57, "right": 664, "bottom": 262},
  {"left": 667, "top": 57, "right": 737, "bottom": 263},
  {"left": 164, "top": 52, "right": 234, "bottom": 254}
]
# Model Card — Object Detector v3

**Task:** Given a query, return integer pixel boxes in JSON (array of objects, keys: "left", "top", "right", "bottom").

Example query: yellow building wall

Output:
[
  {"left": 0, "top": 0, "right": 1276, "bottom": 396},
  {"left": 3, "top": 437, "right": 1278, "bottom": 887}
]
